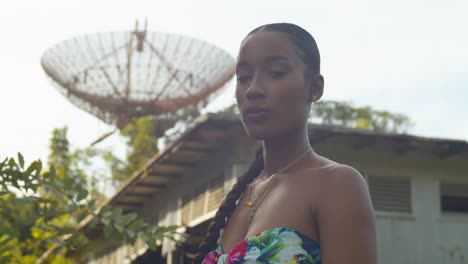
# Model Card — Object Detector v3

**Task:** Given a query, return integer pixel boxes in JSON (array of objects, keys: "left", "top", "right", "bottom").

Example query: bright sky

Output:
[{"left": 1, "top": 0, "right": 467, "bottom": 164}]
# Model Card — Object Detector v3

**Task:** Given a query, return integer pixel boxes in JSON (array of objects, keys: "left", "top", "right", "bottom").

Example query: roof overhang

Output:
[{"left": 81, "top": 112, "right": 468, "bottom": 224}]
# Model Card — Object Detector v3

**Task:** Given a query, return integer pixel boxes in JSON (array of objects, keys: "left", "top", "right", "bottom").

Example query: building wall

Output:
[
  {"left": 77, "top": 127, "right": 468, "bottom": 264},
  {"left": 150, "top": 131, "right": 468, "bottom": 264},
  {"left": 317, "top": 143, "right": 468, "bottom": 264}
]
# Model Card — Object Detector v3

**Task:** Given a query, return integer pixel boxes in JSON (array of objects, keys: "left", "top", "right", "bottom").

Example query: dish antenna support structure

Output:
[{"left": 41, "top": 21, "right": 235, "bottom": 143}]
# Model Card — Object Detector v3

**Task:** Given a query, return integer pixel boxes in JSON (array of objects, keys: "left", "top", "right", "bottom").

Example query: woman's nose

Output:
[{"left": 245, "top": 75, "right": 266, "bottom": 100}]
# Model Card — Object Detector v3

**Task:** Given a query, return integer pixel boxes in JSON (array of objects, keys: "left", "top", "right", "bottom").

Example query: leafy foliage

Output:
[
  {"left": 0, "top": 126, "right": 179, "bottom": 264},
  {"left": 312, "top": 100, "right": 412, "bottom": 133},
  {"left": 103, "top": 116, "right": 159, "bottom": 185},
  {"left": 103, "top": 107, "right": 200, "bottom": 187}
]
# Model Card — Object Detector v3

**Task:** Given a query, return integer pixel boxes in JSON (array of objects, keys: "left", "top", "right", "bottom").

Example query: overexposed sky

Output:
[{"left": 1, "top": 0, "right": 467, "bottom": 163}]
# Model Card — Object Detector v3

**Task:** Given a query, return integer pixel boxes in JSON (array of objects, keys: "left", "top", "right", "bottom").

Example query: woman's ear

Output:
[{"left": 308, "top": 74, "right": 324, "bottom": 102}]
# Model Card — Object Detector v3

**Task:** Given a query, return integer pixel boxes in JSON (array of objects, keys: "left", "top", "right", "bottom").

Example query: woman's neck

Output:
[{"left": 261, "top": 126, "right": 313, "bottom": 176}]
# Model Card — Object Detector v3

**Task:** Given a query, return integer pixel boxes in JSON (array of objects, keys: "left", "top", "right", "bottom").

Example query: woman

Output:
[{"left": 193, "top": 23, "right": 377, "bottom": 264}]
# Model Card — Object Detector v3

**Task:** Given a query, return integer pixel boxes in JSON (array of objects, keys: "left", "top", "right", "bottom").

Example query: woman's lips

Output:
[{"left": 244, "top": 109, "right": 271, "bottom": 121}]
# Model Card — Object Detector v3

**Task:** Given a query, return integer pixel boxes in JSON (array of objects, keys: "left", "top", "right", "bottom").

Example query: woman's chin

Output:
[
  {"left": 245, "top": 127, "right": 272, "bottom": 140},
  {"left": 241, "top": 119, "right": 275, "bottom": 139}
]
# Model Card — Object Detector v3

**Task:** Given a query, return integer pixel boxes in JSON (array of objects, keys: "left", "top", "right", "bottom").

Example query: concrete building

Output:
[{"left": 71, "top": 113, "right": 468, "bottom": 264}]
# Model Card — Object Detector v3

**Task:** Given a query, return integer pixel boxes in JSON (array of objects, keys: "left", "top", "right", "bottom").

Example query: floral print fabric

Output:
[{"left": 202, "top": 227, "right": 321, "bottom": 264}]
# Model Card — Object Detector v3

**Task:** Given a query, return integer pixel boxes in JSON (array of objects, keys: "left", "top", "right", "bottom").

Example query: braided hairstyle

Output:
[
  {"left": 192, "top": 147, "right": 264, "bottom": 263},
  {"left": 193, "top": 23, "right": 321, "bottom": 263}
]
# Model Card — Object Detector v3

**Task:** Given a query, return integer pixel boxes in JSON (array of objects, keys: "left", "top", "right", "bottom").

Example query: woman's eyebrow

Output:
[
  {"left": 264, "top": 55, "right": 289, "bottom": 64},
  {"left": 236, "top": 55, "right": 290, "bottom": 71},
  {"left": 236, "top": 61, "right": 250, "bottom": 71}
]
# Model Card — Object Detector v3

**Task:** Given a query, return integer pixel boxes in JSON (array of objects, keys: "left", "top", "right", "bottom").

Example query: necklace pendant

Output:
[{"left": 245, "top": 201, "right": 253, "bottom": 207}]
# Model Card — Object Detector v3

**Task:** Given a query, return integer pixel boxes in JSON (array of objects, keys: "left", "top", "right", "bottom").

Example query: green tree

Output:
[
  {"left": 101, "top": 116, "right": 159, "bottom": 186},
  {"left": 47, "top": 128, "right": 70, "bottom": 178},
  {"left": 104, "top": 107, "right": 201, "bottom": 187},
  {"left": 312, "top": 100, "right": 413, "bottom": 133},
  {"left": 0, "top": 126, "right": 178, "bottom": 263}
]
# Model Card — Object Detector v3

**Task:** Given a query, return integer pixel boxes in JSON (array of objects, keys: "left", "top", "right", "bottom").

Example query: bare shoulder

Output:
[
  {"left": 301, "top": 156, "right": 366, "bottom": 188},
  {"left": 315, "top": 162, "right": 377, "bottom": 263},
  {"left": 320, "top": 163, "right": 367, "bottom": 189},
  {"left": 317, "top": 163, "right": 371, "bottom": 216}
]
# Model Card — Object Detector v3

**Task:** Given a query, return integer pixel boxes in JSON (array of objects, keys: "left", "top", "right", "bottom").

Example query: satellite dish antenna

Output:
[{"left": 41, "top": 20, "right": 235, "bottom": 144}]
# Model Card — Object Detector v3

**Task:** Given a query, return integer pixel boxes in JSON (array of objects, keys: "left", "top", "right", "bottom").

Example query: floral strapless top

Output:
[{"left": 202, "top": 227, "right": 321, "bottom": 264}]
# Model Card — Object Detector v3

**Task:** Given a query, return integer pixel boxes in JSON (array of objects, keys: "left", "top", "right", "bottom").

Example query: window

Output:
[
  {"left": 368, "top": 175, "right": 412, "bottom": 213},
  {"left": 440, "top": 181, "right": 468, "bottom": 214}
]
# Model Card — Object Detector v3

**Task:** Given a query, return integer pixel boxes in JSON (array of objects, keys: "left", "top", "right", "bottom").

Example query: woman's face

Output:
[{"left": 235, "top": 30, "right": 317, "bottom": 140}]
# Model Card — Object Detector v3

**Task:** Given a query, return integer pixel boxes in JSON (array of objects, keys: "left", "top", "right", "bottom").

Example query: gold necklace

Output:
[{"left": 245, "top": 148, "right": 313, "bottom": 224}]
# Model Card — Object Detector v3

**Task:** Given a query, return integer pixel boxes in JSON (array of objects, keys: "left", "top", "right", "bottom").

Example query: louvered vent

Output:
[
  {"left": 181, "top": 175, "right": 225, "bottom": 225},
  {"left": 95, "top": 250, "right": 113, "bottom": 264},
  {"left": 181, "top": 194, "right": 192, "bottom": 226},
  {"left": 109, "top": 250, "right": 117, "bottom": 264},
  {"left": 192, "top": 188, "right": 206, "bottom": 219},
  {"left": 440, "top": 181, "right": 468, "bottom": 213},
  {"left": 125, "top": 238, "right": 146, "bottom": 257},
  {"left": 368, "top": 176, "right": 411, "bottom": 213},
  {"left": 208, "top": 178, "right": 225, "bottom": 212}
]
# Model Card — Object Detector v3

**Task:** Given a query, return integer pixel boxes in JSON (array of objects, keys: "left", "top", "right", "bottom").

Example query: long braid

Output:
[{"left": 192, "top": 147, "right": 264, "bottom": 264}]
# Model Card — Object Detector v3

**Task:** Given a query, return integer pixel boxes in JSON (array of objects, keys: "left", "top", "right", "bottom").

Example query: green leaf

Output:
[
  {"left": 114, "top": 232, "right": 124, "bottom": 245},
  {"left": 101, "top": 217, "right": 111, "bottom": 225},
  {"left": 17, "top": 153, "right": 24, "bottom": 169},
  {"left": 13, "top": 198, "right": 32, "bottom": 206},
  {"left": 35, "top": 160, "right": 42, "bottom": 175},
  {"left": 111, "top": 207, "right": 123, "bottom": 218},
  {"left": 103, "top": 224, "right": 113, "bottom": 238},
  {"left": 89, "top": 217, "right": 99, "bottom": 228},
  {"left": 76, "top": 211, "right": 88, "bottom": 223},
  {"left": 0, "top": 235, "right": 12, "bottom": 247},
  {"left": 8, "top": 158, "right": 16, "bottom": 168},
  {"left": 128, "top": 219, "right": 147, "bottom": 230},
  {"left": 101, "top": 210, "right": 112, "bottom": 219},
  {"left": 87, "top": 199, "right": 96, "bottom": 211},
  {"left": 68, "top": 203, "right": 77, "bottom": 212},
  {"left": 0, "top": 256, "right": 12, "bottom": 263},
  {"left": 147, "top": 238, "right": 157, "bottom": 251},
  {"left": 122, "top": 213, "right": 137, "bottom": 225},
  {"left": 65, "top": 233, "right": 87, "bottom": 251},
  {"left": 114, "top": 223, "right": 125, "bottom": 233},
  {"left": 163, "top": 234, "right": 178, "bottom": 243},
  {"left": 126, "top": 229, "right": 135, "bottom": 239},
  {"left": 99, "top": 205, "right": 111, "bottom": 214},
  {"left": 49, "top": 165, "right": 56, "bottom": 179},
  {"left": 154, "top": 225, "right": 178, "bottom": 236},
  {"left": 76, "top": 189, "right": 88, "bottom": 202}
]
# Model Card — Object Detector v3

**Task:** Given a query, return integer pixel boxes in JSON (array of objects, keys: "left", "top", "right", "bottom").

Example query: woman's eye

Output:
[
  {"left": 236, "top": 75, "right": 252, "bottom": 83},
  {"left": 270, "top": 71, "right": 285, "bottom": 78}
]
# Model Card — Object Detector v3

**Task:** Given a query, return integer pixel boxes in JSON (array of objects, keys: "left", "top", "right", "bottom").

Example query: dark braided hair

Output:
[
  {"left": 193, "top": 23, "right": 321, "bottom": 263},
  {"left": 192, "top": 147, "right": 264, "bottom": 263}
]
